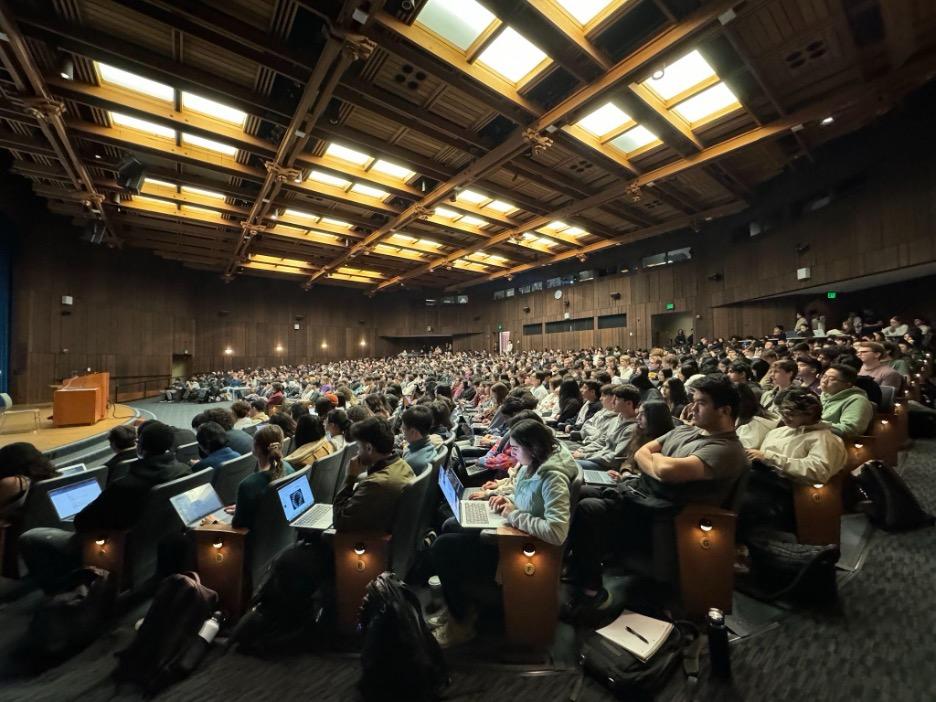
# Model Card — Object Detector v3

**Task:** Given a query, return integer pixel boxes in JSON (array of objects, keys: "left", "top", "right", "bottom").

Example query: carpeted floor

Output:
[{"left": 2, "top": 426, "right": 935, "bottom": 701}]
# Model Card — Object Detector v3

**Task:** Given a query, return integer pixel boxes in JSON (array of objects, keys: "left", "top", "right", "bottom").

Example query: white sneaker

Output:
[
  {"left": 426, "top": 609, "right": 449, "bottom": 630},
  {"left": 432, "top": 614, "right": 476, "bottom": 648}
]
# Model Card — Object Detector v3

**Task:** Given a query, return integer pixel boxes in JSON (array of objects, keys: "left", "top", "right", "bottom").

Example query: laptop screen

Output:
[
  {"left": 48, "top": 478, "right": 102, "bottom": 520},
  {"left": 56, "top": 463, "right": 86, "bottom": 477},
  {"left": 438, "top": 467, "right": 460, "bottom": 516},
  {"left": 170, "top": 484, "right": 223, "bottom": 525},
  {"left": 277, "top": 474, "right": 313, "bottom": 522}
]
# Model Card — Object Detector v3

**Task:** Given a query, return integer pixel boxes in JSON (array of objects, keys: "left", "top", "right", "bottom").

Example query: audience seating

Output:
[
  {"left": 213, "top": 453, "right": 257, "bottom": 505},
  {"left": 334, "top": 441, "right": 358, "bottom": 488},
  {"left": 792, "top": 470, "right": 848, "bottom": 546},
  {"left": 308, "top": 447, "right": 345, "bottom": 503},
  {"left": 243, "top": 424, "right": 259, "bottom": 436},
  {"left": 83, "top": 468, "right": 212, "bottom": 592},
  {"left": 0, "top": 465, "right": 109, "bottom": 578},
  {"left": 175, "top": 441, "right": 200, "bottom": 464},
  {"left": 107, "top": 457, "right": 139, "bottom": 485}
]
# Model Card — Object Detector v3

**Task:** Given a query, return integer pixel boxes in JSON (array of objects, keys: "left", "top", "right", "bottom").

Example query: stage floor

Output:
[{"left": 0, "top": 403, "right": 137, "bottom": 453}]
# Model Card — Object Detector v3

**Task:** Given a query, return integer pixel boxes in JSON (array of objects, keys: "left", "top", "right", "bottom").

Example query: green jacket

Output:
[
  {"left": 821, "top": 387, "right": 874, "bottom": 437},
  {"left": 504, "top": 443, "right": 579, "bottom": 546},
  {"left": 333, "top": 455, "right": 414, "bottom": 532}
]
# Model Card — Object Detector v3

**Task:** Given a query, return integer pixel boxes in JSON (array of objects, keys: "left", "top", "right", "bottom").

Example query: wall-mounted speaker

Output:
[
  {"left": 116, "top": 157, "right": 145, "bottom": 193},
  {"left": 610, "top": 292, "right": 621, "bottom": 300},
  {"left": 522, "top": 306, "right": 530, "bottom": 313},
  {"left": 707, "top": 272, "right": 723, "bottom": 282}
]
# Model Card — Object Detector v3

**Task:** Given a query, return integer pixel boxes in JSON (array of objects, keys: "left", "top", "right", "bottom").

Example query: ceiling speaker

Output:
[{"left": 116, "top": 157, "right": 145, "bottom": 193}]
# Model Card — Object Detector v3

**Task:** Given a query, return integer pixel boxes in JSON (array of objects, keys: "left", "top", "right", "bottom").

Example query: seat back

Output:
[
  {"left": 282, "top": 436, "right": 293, "bottom": 457},
  {"left": 124, "top": 468, "right": 213, "bottom": 589},
  {"left": 879, "top": 385, "right": 896, "bottom": 413},
  {"left": 108, "top": 458, "right": 139, "bottom": 485},
  {"left": 21, "top": 465, "right": 110, "bottom": 533},
  {"left": 212, "top": 453, "right": 257, "bottom": 505},
  {"left": 243, "top": 423, "right": 259, "bottom": 436},
  {"left": 335, "top": 441, "right": 357, "bottom": 488},
  {"left": 245, "top": 467, "right": 308, "bottom": 591},
  {"left": 175, "top": 441, "right": 200, "bottom": 464},
  {"left": 389, "top": 467, "right": 436, "bottom": 579},
  {"left": 308, "top": 447, "right": 345, "bottom": 503}
]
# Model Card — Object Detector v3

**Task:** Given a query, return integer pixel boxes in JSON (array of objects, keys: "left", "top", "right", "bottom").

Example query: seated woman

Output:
[
  {"left": 734, "top": 382, "right": 778, "bottom": 450},
  {"left": 552, "top": 379, "right": 583, "bottom": 426},
  {"left": 0, "top": 442, "right": 56, "bottom": 520},
  {"left": 741, "top": 388, "right": 847, "bottom": 534},
  {"left": 760, "top": 359, "right": 797, "bottom": 417},
  {"left": 536, "top": 377, "right": 562, "bottom": 418},
  {"left": 284, "top": 415, "right": 334, "bottom": 468},
  {"left": 325, "top": 408, "right": 351, "bottom": 452},
  {"left": 429, "top": 418, "right": 578, "bottom": 647},
  {"left": 191, "top": 421, "right": 239, "bottom": 474},
  {"left": 661, "top": 377, "right": 689, "bottom": 419}
]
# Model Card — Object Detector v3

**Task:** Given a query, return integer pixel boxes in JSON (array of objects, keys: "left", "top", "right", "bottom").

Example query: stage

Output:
[{"left": 0, "top": 402, "right": 138, "bottom": 454}]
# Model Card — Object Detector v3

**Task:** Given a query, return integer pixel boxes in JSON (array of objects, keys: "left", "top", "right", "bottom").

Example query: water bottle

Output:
[
  {"left": 707, "top": 607, "right": 731, "bottom": 679},
  {"left": 177, "top": 612, "right": 222, "bottom": 674},
  {"left": 198, "top": 612, "right": 222, "bottom": 644}
]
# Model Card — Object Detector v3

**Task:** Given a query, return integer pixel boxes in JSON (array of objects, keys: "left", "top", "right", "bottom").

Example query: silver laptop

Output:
[
  {"left": 48, "top": 478, "right": 102, "bottom": 523},
  {"left": 170, "top": 483, "right": 232, "bottom": 528},
  {"left": 584, "top": 469, "right": 616, "bottom": 486},
  {"left": 439, "top": 466, "right": 506, "bottom": 529},
  {"left": 56, "top": 463, "right": 87, "bottom": 477},
  {"left": 278, "top": 473, "right": 332, "bottom": 530}
]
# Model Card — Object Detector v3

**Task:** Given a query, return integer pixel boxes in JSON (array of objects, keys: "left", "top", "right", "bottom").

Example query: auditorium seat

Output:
[
  {"left": 213, "top": 453, "right": 257, "bottom": 505},
  {"left": 792, "top": 470, "right": 848, "bottom": 546},
  {"left": 107, "top": 457, "right": 139, "bottom": 485},
  {"left": 82, "top": 467, "right": 212, "bottom": 592},
  {"left": 308, "top": 447, "right": 345, "bottom": 503},
  {"left": 0, "top": 465, "right": 109, "bottom": 578},
  {"left": 243, "top": 424, "right": 259, "bottom": 436},
  {"left": 175, "top": 441, "right": 200, "bottom": 464}
]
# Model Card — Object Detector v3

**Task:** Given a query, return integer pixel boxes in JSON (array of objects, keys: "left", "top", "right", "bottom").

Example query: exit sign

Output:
[
  {"left": 827, "top": 291, "right": 837, "bottom": 300},
  {"left": 665, "top": 303, "right": 675, "bottom": 311}
]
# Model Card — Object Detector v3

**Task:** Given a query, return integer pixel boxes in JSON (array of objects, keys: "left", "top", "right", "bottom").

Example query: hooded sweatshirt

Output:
[
  {"left": 759, "top": 421, "right": 847, "bottom": 485},
  {"left": 504, "top": 443, "right": 579, "bottom": 545},
  {"left": 821, "top": 387, "right": 874, "bottom": 437}
]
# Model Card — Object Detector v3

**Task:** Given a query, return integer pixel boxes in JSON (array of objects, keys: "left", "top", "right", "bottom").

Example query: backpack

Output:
[
  {"left": 112, "top": 572, "right": 218, "bottom": 695},
  {"left": 854, "top": 460, "right": 935, "bottom": 531},
  {"left": 358, "top": 572, "right": 448, "bottom": 702},
  {"left": 25, "top": 566, "right": 117, "bottom": 660},
  {"left": 579, "top": 620, "right": 699, "bottom": 699},
  {"left": 739, "top": 531, "right": 839, "bottom": 605}
]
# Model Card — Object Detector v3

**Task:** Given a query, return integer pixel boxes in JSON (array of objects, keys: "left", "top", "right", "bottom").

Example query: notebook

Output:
[{"left": 595, "top": 610, "right": 674, "bottom": 662}]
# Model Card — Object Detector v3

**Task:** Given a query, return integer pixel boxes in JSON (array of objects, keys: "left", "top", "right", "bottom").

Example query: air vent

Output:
[{"left": 784, "top": 37, "right": 830, "bottom": 74}]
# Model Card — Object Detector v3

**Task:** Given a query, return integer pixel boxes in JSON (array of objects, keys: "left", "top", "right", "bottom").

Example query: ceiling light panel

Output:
[
  {"left": 182, "top": 132, "right": 237, "bottom": 155},
  {"left": 672, "top": 82, "right": 739, "bottom": 123},
  {"left": 609, "top": 124, "right": 658, "bottom": 153},
  {"left": 325, "top": 143, "right": 373, "bottom": 167},
  {"left": 415, "top": 0, "right": 497, "bottom": 51},
  {"left": 554, "top": 0, "right": 617, "bottom": 25},
  {"left": 181, "top": 92, "right": 247, "bottom": 126},
  {"left": 642, "top": 49, "right": 716, "bottom": 100},
  {"left": 308, "top": 170, "right": 352, "bottom": 189},
  {"left": 456, "top": 189, "right": 489, "bottom": 204},
  {"left": 96, "top": 62, "right": 173, "bottom": 102},
  {"left": 110, "top": 112, "right": 175, "bottom": 139},
  {"left": 576, "top": 102, "right": 630, "bottom": 138},
  {"left": 350, "top": 183, "right": 390, "bottom": 200},
  {"left": 370, "top": 159, "right": 415, "bottom": 180},
  {"left": 477, "top": 27, "right": 548, "bottom": 83}
]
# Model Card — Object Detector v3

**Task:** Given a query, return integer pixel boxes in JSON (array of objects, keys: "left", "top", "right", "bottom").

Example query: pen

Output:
[{"left": 625, "top": 625, "right": 649, "bottom": 644}]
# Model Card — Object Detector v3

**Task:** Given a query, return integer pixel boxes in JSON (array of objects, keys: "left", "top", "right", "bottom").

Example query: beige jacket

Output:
[
  {"left": 759, "top": 422, "right": 847, "bottom": 485},
  {"left": 736, "top": 415, "right": 778, "bottom": 450}
]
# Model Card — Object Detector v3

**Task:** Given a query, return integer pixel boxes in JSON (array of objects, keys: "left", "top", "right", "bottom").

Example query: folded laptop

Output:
[
  {"left": 48, "top": 478, "right": 102, "bottom": 523},
  {"left": 439, "top": 466, "right": 506, "bottom": 530},
  {"left": 56, "top": 463, "right": 87, "bottom": 477},
  {"left": 170, "top": 483, "right": 232, "bottom": 528},
  {"left": 278, "top": 473, "right": 333, "bottom": 530},
  {"left": 583, "top": 469, "right": 616, "bottom": 486}
]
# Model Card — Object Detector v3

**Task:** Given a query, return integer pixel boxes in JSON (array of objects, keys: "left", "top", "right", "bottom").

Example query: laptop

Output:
[
  {"left": 584, "top": 469, "right": 616, "bottom": 486},
  {"left": 439, "top": 466, "right": 506, "bottom": 529},
  {"left": 47, "top": 478, "right": 102, "bottom": 523},
  {"left": 169, "top": 483, "right": 232, "bottom": 528},
  {"left": 56, "top": 463, "right": 87, "bottom": 477},
  {"left": 278, "top": 473, "right": 333, "bottom": 530}
]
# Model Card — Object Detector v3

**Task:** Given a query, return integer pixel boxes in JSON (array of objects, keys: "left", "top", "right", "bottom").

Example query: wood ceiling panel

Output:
[
  {"left": 181, "top": 35, "right": 258, "bottom": 89},
  {"left": 82, "top": 0, "right": 175, "bottom": 56}
]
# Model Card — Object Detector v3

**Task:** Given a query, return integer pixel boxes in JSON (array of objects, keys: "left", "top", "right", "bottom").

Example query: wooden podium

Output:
[{"left": 53, "top": 372, "right": 109, "bottom": 427}]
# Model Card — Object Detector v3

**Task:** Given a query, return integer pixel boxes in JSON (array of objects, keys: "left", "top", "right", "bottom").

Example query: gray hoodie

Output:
[{"left": 505, "top": 443, "right": 579, "bottom": 545}]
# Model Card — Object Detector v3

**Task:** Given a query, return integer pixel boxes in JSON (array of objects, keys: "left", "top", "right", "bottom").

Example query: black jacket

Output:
[
  {"left": 225, "top": 428, "right": 254, "bottom": 455},
  {"left": 74, "top": 453, "right": 191, "bottom": 532},
  {"left": 104, "top": 447, "right": 138, "bottom": 471}
]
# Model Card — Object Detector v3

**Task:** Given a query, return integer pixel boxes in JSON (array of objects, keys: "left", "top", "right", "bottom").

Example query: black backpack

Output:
[
  {"left": 739, "top": 531, "right": 839, "bottom": 605},
  {"left": 854, "top": 460, "right": 935, "bottom": 531},
  {"left": 112, "top": 572, "right": 218, "bottom": 695},
  {"left": 25, "top": 566, "right": 117, "bottom": 660},
  {"left": 359, "top": 572, "right": 448, "bottom": 702}
]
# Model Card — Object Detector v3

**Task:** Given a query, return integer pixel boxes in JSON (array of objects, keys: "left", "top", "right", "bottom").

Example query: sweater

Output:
[
  {"left": 736, "top": 415, "right": 778, "bottom": 450},
  {"left": 192, "top": 446, "right": 240, "bottom": 475},
  {"left": 504, "top": 444, "right": 578, "bottom": 545},
  {"left": 759, "top": 422, "right": 847, "bottom": 484},
  {"left": 821, "top": 387, "right": 874, "bottom": 437},
  {"left": 403, "top": 437, "right": 437, "bottom": 476},
  {"left": 231, "top": 462, "right": 295, "bottom": 530},
  {"left": 333, "top": 455, "right": 415, "bottom": 532},
  {"left": 285, "top": 438, "right": 334, "bottom": 467},
  {"left": 581, "top": 415, "right": 637, "bottom": 468},
  {"left": 579, "top": 408, "right": 617, "bottom": 445}
]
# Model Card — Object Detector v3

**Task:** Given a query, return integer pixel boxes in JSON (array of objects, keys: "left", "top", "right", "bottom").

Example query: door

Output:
[
  {"left": 651, "top": 312, "right": 694, "bottom": 348},
  {"left": 171, "top": 354, "right": 192, "bottom": 380}
]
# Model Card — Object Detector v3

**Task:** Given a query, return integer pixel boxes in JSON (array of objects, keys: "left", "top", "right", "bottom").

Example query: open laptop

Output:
[
  {"left": 169, "top": 483, "right": 232, "bottom": 528},
  {"left": 278, "top": 473, "right": 332, "bottom": 530},
  {"left": 47, "top": 478, "right": 102, "bottom": 523},
  {"left": 56, "top": 463, "right": 87, "bottom": 477},
  {"left": 439, "top": 466, "right": 506, "bottom": 530},
  {"left": 583, "top": 469, "right": 616, "bottom": 486}
]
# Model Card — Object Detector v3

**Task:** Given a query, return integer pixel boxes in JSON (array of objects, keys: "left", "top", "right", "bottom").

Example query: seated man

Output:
[
  {"left": 401, "top": 405, "right": 437, "bottom": 476},
  {"left": 566, "top": 375, "right": 747, "bottom": 613},
  {"left": 191, "top": 421, "right": 240, "bottom": 474},
  {"left": 569, "top": 384, "right": 618, "bottom": 447},
  {"left": 231, "top": 400, "right": 253, "bottom": 430},
  {"left": 245, "top": 398, "right": 270, "bottom": 427},
  {"left": 563, "top": 380, "right": 602, "bottom": 433},
  {"left": 742, "top": 389, "right": 847, "bottom": 533},
  {"left": 104, "top": 425, "right": 138, "bottom": 471},
  {"left": 820, "top": 364, "right": 874, "bottom": 437},
  {"left": 796, "top": 355, "right": 823, "bottom": 395},
  {"left": 572, "top": 385, "right": 640, "bottom": 472},
  {"left": 19, "top": 422, "right": 191, "bottom": 590},
  {"left": 196, "top": 407, "right": 253, "bottom": 455},
  {"left": 856, "top": 341, "right": 904, "bottom": 391}
]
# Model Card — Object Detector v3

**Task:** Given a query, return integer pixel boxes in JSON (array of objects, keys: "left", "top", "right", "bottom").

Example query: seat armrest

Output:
[
  {"left": 192, "top": 524, "right": 249, "bottom": 619},
  {"left": 674, "top": 504, "right": 737, "bottom": 620},
  {"left": 82, "top": 529, "right": 129, "bottom": 590},
  {"left": 843, "top": 435, "right": 876, "bottom": 471},
  {"left": 333, "top": 531, "right": 392, "bottom": 637}
]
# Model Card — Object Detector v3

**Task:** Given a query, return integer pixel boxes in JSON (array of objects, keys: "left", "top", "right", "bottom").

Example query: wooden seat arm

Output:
[
  {"left": 674, "top": 504, "right": 737, "bottom": 620},
  {"left": 333, "top": 531, "right": 393, "bottom": 637},
  {"left": 82, "top": 529, "right": 129, "bottom": 589},
  {"left": 792, "top": 471, "right": 845, "bottom": 546},
  {"left": 192, "top": 524, "right": 249, "bottom": 619}
]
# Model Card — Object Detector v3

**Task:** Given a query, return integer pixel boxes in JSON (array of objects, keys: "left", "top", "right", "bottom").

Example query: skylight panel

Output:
[
  {"left": 609, "top": 125, "right": 658, "bottom": 153},
  {"left": 477, "top": 27, "right": 547, "bottom": 83},
  {"left": 308, "top": 170, "right": 352, "bottom": 189},
  {"left": 672, "top": 82, "right": 739, "bottom": 123},
  {"left": 325, "top": 143, "right": 373, "bottom": 167},
  {"left": 543, "top": 221, "right": 569, "bottom": 231},
  {"left": 110, "top": 112, "right": 175, "bottom": 139},
  {"left": 460, "top": 215, "right": 488, "bottom": 227},
  {"left": 133, "top": 194, "right": 176, "bottom": 208},
  {"left": 143, "top": 178, "right": 175, "bottom": 189},
  {"left": 181, "top": 185, "right": 224, "bottom": 199},
  {"left": 320, "top": 217, "right": 351, "bottom": 228},
  {"left": 182, "top": 133, "right": 237, "bottom": 155},
  {"left": 456, "top": 189, "right": 489, "bottom": 205},
  {"left": 576, "top": 102, "right": 630, "bottom": 138},
  {"left": 643, "top": 50, "right": 716, "bottom": 100},
  {"left": 181, "top": 92, "right": 247, "bottom": 126},
  {"left": 563, "top": 226, "right": 586, "bottom": 236},
  {"left": 434, "top": 206, "right": 462, "bottom": 220},
  {"left": 180, "top": 204, "right": 218, "bottom": 216},
  {"left": 554, "top": 0, "right": 616, "bottom": 25},
  {"left": 370, "top": 159, "right": 414, "bottom": 181},
  {"left": 485, "top": 199, "right": 516, "bottom": 213},
  {"left": 418, "top": 239, "right": 440, "bottom": 248},
  {"left": 416, "top": 0, "right": 496, "bottom": 51},
  {"left": 284, "top": 208, "right": 319, "bottom": 221},
  {"left": 350, "top": 183, "right": 390, "bottom": 200},
  {"left": 97, "top": 63, "right": 173, "bottom": 102}
]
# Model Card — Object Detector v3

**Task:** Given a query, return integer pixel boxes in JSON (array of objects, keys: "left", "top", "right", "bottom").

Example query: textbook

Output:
[{"left": 594, "top": 610, "right": 674, "bottom": 662}]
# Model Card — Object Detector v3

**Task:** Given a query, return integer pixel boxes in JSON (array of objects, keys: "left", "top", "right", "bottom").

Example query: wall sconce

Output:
[
  {"left": 880, "top": 419, "right": 889, "bottom": 425},
  {"left": 359, "top": 339, "right": 366, "bottom": 347},
  {"left": 812, "top": 483, "right": 824, "bottom": 489},
  {"left": 353, "top": 543, "right": 366, "bottom": 555},
  {"left": 95, "top": 538, "right": 107, "bottom": 546},
  {"left": 213, "top": 539, "right": 223, "bottom": 550},
  {"left": 275, "top": 344, "right": 283, "bottom": 352},
  {"left": 699, "top": 518, "right": 713, "bottom": 532},
  {"left": 321, "top": 341, "right": 328, "bottom": 349},
  {"left": 853, "top": 442, "right": 864, "bottom": 449},
  {"left": 224, "top": 347, "right": 233, "bottom": 355},
  {"left": 522, "top": 543, "right": 536, "bottom": 557}
]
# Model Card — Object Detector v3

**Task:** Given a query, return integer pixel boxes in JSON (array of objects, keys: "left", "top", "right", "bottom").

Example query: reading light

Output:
[
  {"left": 94, "top": 538, "right": 107, "bottom": 546},
  {"left": 813, "top": 483, "right": 824, "bottom": 489},
  {"left": 880, "top": 419, "right": 890, "bottom": 425},
  {"left": 353, "top": 543, "right": 366, "bottom": 555},
  {"left": 820, "top": 116, "right": 834, "bottom": 126},
  {"left": 213, "top": 539, "right": 223, "bottom": 549},
  {"left": 854, "top": 442, "right": 864, "bottom": 449},
  {"left": 699, "top": 518, "right": 713, "bottom": 532},
  {"left": 522, "top": 543, "right": 536, "bottom": 557}
]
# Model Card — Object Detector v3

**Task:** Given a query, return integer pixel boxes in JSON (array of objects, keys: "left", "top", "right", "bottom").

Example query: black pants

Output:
[
  {"left": 738, "top": 467, "right": 795, "bottom": 536},
  {"left": 430, "top": 520, "right": 499, "bottom": 621}
]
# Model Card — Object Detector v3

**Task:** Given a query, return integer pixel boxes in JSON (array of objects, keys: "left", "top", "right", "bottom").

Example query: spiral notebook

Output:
[{"left": 595, "top": 610, "right": 674, "bottom": 662}]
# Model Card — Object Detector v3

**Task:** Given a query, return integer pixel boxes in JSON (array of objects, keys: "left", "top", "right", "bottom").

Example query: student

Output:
[
  {"left": 735, "top": 382, "right": 778, "bottom": 449},
  {"left": 225, "top": 425, "right": 294, "bottom": 530},
  {"left": 661, "top": 377, "right": 689, "bottom": 419},
  {"left": 554, "top": 378, "right": 584, "bottom": 425},
  {"left": 0, "top": 442, "right": 56, "bottom": 519},
  {"left": 565, "top": 380, "right": 602, "bottom": 431},
  {"left": 401, "top": 405, "right": 437, "bottom": 476},
  {"left": 820, "top": 364, "right": 874, "bottom": 437},
  {"left": 856, "top": 341, "right": 904, "bottom": 390},
  {"left": 528, "top": 371, "right": 549, "bottom": 402},
  {"left": 573, "top": 385, "right": 641, "bottom": 471},
  {"left": 104, "top": 425, "right": 138, "bottom": 471},
  {"left": 796, "top": 355, "right": 823, "bottom": 395},
  {"left": 267, "top": 412, "right": 297, "bottom": 440},
  {"left": 284, "top": 415, "right": 334, "bottom": 467},
  {"left": 566, "top": 375, "right": 747, "bottom": 613},
  {"left": 231, "top": 400, "right": 253, "bottom": 430},
  {"left": 324, "top": 408, "right": 352, "bottom": 452},
  {"left": 760, "top": 359, "right": 797, "bottom": 416},
  {"left": 536, "top": 377, "right": 562, "bottom": 417},
  {"left": 191, "top": 421, "right": 239, "bottom": 474},
  {"left": 245, "top": 398, "right": 270, "bottom": 426},
  {"left": 429, "top": 418, "right": 577, "bottom": 647}
]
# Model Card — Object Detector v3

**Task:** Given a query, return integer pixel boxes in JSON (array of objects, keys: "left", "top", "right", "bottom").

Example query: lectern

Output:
[{"left": 53, "top": 372, "right": 109, "bottom": 427}]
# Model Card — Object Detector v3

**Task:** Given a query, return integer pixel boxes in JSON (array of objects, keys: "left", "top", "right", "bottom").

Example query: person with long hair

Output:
[
  {"left": 0, "top": 442, "right": 55, "bottom": 519},
  {"left": 324, "top": 408, "right": 352, "bottom": 451},
  {"left": 554, "top": 378, "right": 584, "bottom": 425},
  {"left": 429, "top": 418, "right": 577, "bottom": 647},
  {"left": 618, "top": 402, "right": 675, "bottom": 475},
  {"left": 229, "top": 424, "right": 294, "bottom": 530},
  {"left": 661, "top": 377, "right": 689, "bottom": 419},
  {"left": 285, "top": 415, "right": 334, "bottom": 467}
]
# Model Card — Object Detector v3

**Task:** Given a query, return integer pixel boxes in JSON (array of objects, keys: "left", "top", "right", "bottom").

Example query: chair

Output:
[
  {"left": 243, "top": 423, "right": 259, "bottom": 436},
  {"left": 212, "top": 453, "right": 257, "bottom": 505},
  {"left": 83, "top": 468, "right": 213, "bottom": 591},
  {"left": 1, "top": 465, "right": 109, "bottom": 578},
  {"left": 335, "top": 441, "right": 357, "bottom": 489},
  {"left": 792, "top": 470, "right": 848, "bottom": 546},
  {"left": 108, "top": 458, "right": 139, "bottom": 485},
  {"left": 879, "top": 386, "right": 897, "bottom": 413},
  {"left": 869, "top": 414, "right": 900, "bottom": 466},
  {"left": 308, "top": 448, "right": 345, "bottom": 503},
  {"left": 175, "top": 441, "right": 200, "bottom": 464}
]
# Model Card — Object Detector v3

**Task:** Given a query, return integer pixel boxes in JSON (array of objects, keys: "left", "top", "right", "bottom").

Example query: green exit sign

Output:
[
  {"left": 665, "top": 303, "right": 675, "bottom": 311},
  {"left": 827, "top": 291, "right": 837, "bottom": 300}
]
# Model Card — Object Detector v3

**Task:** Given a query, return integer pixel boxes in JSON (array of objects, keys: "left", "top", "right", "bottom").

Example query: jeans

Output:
[
  {"left": 430, "top": 523, "right": 499, "bottom": 621},
  {"left": 576, "top": 459, "right": 603, "bottom": 473},
  {"left": 19, "top": 527, "right": 82, "bottom": 592}
]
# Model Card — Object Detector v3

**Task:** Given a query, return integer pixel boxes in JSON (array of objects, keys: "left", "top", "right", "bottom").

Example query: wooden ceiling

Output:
[{"left": 1, "top": 0, "right": 934, "bottom": 293}]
